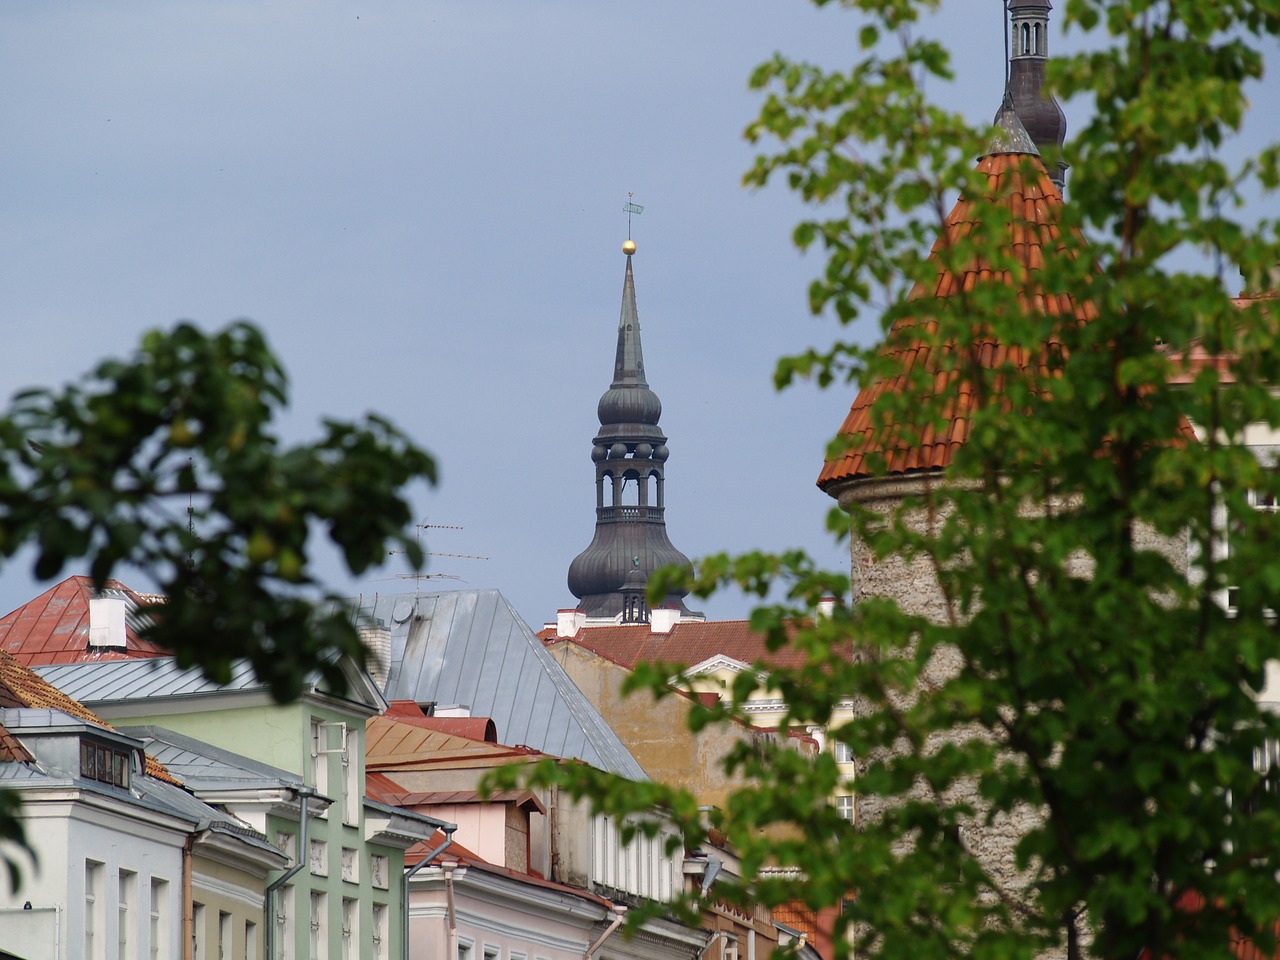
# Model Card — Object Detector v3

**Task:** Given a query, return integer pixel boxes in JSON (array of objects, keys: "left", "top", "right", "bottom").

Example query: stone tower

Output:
[
  {"left": 566, "top": 241, "right": 697, "bottom": 623},
  {"left": 1007, "top": 0, "right": 1068, "bottom": 190}
]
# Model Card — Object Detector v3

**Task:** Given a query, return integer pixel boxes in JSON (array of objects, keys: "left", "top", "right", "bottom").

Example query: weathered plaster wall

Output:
[{"left": 544, "top": 641, "right": 798, "bottom": 811}]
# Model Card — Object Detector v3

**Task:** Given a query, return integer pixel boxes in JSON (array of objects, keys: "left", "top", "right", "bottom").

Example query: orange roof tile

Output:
[
  {"left": 818, "top": 151, "right": 1091, "bottom": 489},
  {"left": 0, "top": 576, "right": 168, "bottom": 666},
  {"left": 0, "top": 647, "right": 176, "bottom": 783}
]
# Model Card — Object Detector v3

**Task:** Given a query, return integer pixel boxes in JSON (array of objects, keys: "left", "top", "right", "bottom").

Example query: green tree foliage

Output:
[
  {"left": 499, "top": 2, "right": 1280, "bottom": 959},
  {"left": 0, "top": 320, "right": 434, "bottom": 887},
  {"left": 0, "top": 321, "right": 435, "bottom": 700}
]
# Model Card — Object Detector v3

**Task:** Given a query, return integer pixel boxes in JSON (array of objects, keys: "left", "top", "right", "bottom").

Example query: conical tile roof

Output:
[{"left": 818, "top": 140, "right": 1092, "bottom": 489}]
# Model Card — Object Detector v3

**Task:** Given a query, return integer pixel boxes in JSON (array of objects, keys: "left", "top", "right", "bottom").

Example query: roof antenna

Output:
[{"left": 622, "top": 193, "right": 644, "bottom": 241}]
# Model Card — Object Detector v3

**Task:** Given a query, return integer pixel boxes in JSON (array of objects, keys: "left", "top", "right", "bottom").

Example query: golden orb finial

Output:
[{"left": 622, "top": 239, "right": 637, "bottom": 256}]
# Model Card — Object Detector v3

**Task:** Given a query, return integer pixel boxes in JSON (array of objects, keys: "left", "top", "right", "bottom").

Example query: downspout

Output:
[
  {"left": 404, "top": 823, "right": 456, "bottom": 960},
  {"left": 584, "top": 904, "right": 626, "bottom": 960},
  {"left": 265, "top": 786, "right": 317, "bottom": 960},
  {"left": 443, "top": 860, "right": 459, "bottom": 960},
  {"left": 183, "top": 818, "right": 211, "bottom": 960}
]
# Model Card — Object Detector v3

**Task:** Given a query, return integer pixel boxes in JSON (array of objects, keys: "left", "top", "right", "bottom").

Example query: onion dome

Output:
[{"left": 567, "top": 241, "right": 697, "bottom": 622}]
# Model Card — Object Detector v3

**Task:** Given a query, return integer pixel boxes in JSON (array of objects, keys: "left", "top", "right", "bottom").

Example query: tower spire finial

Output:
[
  {"left": 566, "top": 233, "right": 698, "bottom": 624},
  {"left": 622, "top": 194, "right": 643, "bottom": 252}
]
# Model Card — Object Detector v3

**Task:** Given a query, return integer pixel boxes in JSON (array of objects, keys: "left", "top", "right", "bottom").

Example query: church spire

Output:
[
  {"left": 1006, "top": 0, "right": 1067, "bottom": 190},
  {"left": 566, "top": 240, "right": 698, "bottom": 623}
]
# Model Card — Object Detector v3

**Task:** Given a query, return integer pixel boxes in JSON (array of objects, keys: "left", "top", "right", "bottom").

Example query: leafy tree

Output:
[
  {"left": 500, "top": 2, "right": 1280, "bottom": 959},
  {"left": 0, "top": 321, "right": 435, "bottom": 883},
  {"left": 0, "top": 321, "right": 435, "bottom": 699}
]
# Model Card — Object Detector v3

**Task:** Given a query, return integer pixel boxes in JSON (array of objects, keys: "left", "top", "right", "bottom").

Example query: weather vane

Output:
[{"left": 622, "top": 192, "right": 644, "bottom": 240}]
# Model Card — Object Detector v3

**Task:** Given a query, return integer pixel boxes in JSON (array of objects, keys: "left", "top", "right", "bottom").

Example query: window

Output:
[
  {"left": 310, "top": 891, "right": 326, "bottom": 960},
  {"left": 341, "top": 847, "right": 358, "bottom": 883},
  {"left": 85, "top": 860, "right": 103, "bottom": 960},
  {"left": 369, "top": 855, "right": 388, "bottom": 890},
  {"left": 343, "top": 754, "right": 358, "bottom": 825},
  {"left": 218, "top": 912, "right": 232, "bottom": 960},
  {"left": 483, "top": 946, "right": 500, "bottom": 960},
  {"left": 80, "top": 738, "right": 131, "bottom": 788},
  {"left": 278, "top": 885, "right": 294, "bottom": 960},
  {"left": 149, "top": 878, "right": 168, "bottom": 960},
  {"left": 276, "top": 831, "right": 297, "bottom": 861},
  {"left": 309, "top": 838, "right": 328, "bottom": 877},
  {"left": 193, "top": 903, "right": 206, "bottom": 960},
  {"left": 832, "top": 740, "right": 853, "bottom": 764},
  {"left": 310, "top": 719, "right": 330, "bottom": 798},
  {"left": 341, "top": 898, "right": 357, "bottom": 960},
  {"left": 458, "top": 939, "right": 475, "bottom": 960},
  {"left": 371, "top": 903, "right": 387, "bottom": 960},
  {"left": 835, "top": 795, "right": 855, "bottom": 822},
  {"left": 119, "top": 869, "right": 136, "bottom": 960},
  {"left": 245, "top": 920, "right": 258, "bottom": 960}
]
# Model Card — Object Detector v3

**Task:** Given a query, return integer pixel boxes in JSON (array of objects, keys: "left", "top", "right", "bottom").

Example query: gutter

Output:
[
  {"left": 264, "top": 786, "right": 317, "bottom": 960},
  {"left": 404, "top": 821, "right": 456, "bottom": 960},
  {"left": 584, "top": 903, "right": 627, "bottom": 960}
]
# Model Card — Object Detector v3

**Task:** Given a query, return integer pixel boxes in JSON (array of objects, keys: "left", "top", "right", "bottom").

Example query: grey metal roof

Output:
[
  {"left": 35, "top": 657, "right": 264, "bottom": 704},
  {"left": 34, "top": 655, "right": 385, "bottom": 714},
  {"left": 352, "top": 589, "right": 648, "bottom": 781},
  {"left": 987, "top": 94, "right": 1041, "bottom": 157},
  {"left": 118, "top": 725, "right": 305, "bottom": 794}
]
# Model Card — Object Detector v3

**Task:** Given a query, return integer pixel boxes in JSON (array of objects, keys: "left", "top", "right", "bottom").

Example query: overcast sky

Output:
[{"left": 1, "top": 2, "right": 1276, "bottom": 631}]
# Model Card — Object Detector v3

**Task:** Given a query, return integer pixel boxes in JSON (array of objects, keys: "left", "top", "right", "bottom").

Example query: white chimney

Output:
[
  {"left": 88, "top": 597, "right": 128, "bottom": 649},
  {"left": 650, "top": 606, "right": 680, "bottom": 634},
  {"left": 817, "top": 597, "right": 838, "bottom": 619},
  {"left": 434, "top": 704, "right": 472, "bottom": 718},
  {"left": 358, "top": 619, "right": 392, "bottom": 691},
  {"left": 556, "top": 608, "right": 586, "bottom": 639}
]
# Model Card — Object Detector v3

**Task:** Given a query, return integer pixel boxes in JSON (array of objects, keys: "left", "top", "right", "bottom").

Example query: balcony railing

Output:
[{"left": 596, "top": 505, "right": 665, "bottom": 522}]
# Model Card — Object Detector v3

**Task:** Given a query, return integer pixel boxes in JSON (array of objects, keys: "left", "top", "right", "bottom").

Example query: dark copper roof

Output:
[
  {"left": 0, "top": 575, "right": 168, "bottom": 665},
  {"left": 817, "top": 146, "right": 1090, "bottom": 489}
]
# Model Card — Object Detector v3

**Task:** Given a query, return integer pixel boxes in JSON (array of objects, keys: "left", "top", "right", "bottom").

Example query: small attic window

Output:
[{"left": 80, "top": 738, "right": 131, "bottom": 789}]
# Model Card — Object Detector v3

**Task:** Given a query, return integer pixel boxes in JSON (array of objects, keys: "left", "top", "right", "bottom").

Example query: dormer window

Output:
[{"left": 79, "top": 737, "right": 131, "bottom": 788}]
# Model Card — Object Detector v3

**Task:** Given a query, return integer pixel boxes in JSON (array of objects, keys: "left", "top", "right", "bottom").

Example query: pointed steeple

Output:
[
  {"left": 1006, "top": 0, "right": 1067, "bottom": 190},
  {"left": 567, "top": 241, "right": 698, "bottom": 623}
]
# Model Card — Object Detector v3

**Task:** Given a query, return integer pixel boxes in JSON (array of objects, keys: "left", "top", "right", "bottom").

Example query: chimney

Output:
[
  {"left": 434, "top": 704, "right": 472, "bottom": 718},
  {"left": 650, "top": 606, "right": 680, "bottom": 634},
  {"left": 88, "top": 596, "right": 128, "bottom": 649},
  {"left": 817, "top": 597, "right": 837, "bottom": 619},
  {"left": 358, "top": 618, "right": 392, "bottom": 691},
  {"left": 556, "top": 608, "right": 586, "bottom": 639}
]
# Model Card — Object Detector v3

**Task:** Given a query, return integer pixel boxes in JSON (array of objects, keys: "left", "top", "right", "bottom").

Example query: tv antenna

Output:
[{"left": 382, "top": 520, "right": 489, "bottom": 590}]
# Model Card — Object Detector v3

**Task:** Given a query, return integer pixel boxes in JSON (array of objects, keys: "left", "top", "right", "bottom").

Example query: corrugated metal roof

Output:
[{"left": 353, "top": 589, "right": 648, "bottom": 781}]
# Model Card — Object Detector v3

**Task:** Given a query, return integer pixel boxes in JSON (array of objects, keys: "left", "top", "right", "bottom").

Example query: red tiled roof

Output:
[
  {"left": 0, "top": 722, "right": 34, "bottom": 763},
  {"left": 539, "top": 618, "right": 841, "bottom": 673},
  {"left": 0, "top": 647, "right": 176, "bottom": 783},
  {"left": 818, "top": 151, "right": 1092, "bottom": 489},
  {"left": 0, "top": 576, "right": 168, "bottom": 665}
]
